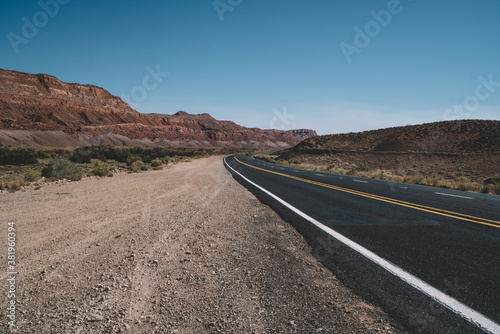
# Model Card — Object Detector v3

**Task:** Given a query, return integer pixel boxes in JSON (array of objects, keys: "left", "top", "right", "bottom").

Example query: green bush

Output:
[
  {"left": 69, "top": 149, "right": 92, "bottom": 164},
  {"left": 484, "top": 177, "right": 500, "bottom": 185},
  {"left": 36, "top": 150, "right": 52, "bottom": 159},
  {"left": 24, "top": 170, "right": 42, "bottom": 182},
  {"left": 126, "top": 155, "right": 142, "bottom": 165},
  {"left": 114, "top": 149, "right": 132, "bottom": 163},
  {"left": 140, "top": 164, "right": 149, "bottom": 171},
  {"left": 151, "top": 159, "right": 162, "bottom": 167},
  {"left": 92, "top": 164, "right": 110, "bottom": 177},
  {"left": 0, "top": 148, "right": 38, "bottom": 165},
  {"left": 42, "top": 158, "right": 82, "bottom": 181},
  {"left": 128, "top": 161, "right": 144, "bottom": 172}
]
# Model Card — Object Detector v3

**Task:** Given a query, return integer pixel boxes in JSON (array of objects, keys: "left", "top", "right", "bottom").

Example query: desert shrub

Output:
[
  {"left": 151, "top": 159, "right": 162, "bottom": 167},
  {"left": 69, "top": 149, "right": 92, "bottom": 164},
  {"left": 128, "top": 161, "right": 143, "bottom": 172},
  {"left": 140, "top": 164, "right": 149, "bottom": 171},
  {"left": 495, "top": 186, "right": 500, "bottom": 195},
  {"left": 431, "top": 178, "right": 440, "bottom": 187},
  {"left": 24, "top": 170, "right": 42, "bottom": 182},
  {"left": 92, "top": 164, "right": 110, "bottom": 177},
  {"left": 403, "top": 175, "right": 424, "bottom": 184},
  {"left": 354, "top": 163, "right": 371, "bottom": 172},
  {"left": 456, "top": 176, "right": 470, "bottom": 183},
  {"left": 126, "top": 155, "right": 142, "bottom": 165},
  {"left": 112, "top": 149, "right": 131, "bottom": 163},
  {"left": 42, "top": 158, "right": 82, "bottom": 181},
  {"left": 481, "top": 177, "right": 500, "bottom": 195},
  {"left": 36, "top": 150, "right": 52, "bottom": 159},
  {"left": 6, "top": 178, "right": 27, "bottom": 192},
  {"left": 0, "top": 148, "right": 38, "bottom": 165},
  {"left": 480, "top": 185, "right": 492, "bottom": 193},
  {"left": 484, "top": 177, "right": 500, "bottom": 185},
  {"left": 151, "top": 159, "right": 163, "bottom": 170},
  {"left": 161, "top": 156, "right": 171, "bottom": 165},
  {"left": 327, "top": 164, "right": 337, "bottom": 171},
  {"left": 455, "top": 182, "right": 470, "bottom": 191}
]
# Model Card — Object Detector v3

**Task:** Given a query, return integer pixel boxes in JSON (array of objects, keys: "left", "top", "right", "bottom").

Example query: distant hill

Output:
[
  {"left": 285, "top": 120, "right": 500, "bottom": 155},
  {"left": 0, "top": 68, "right": 317, "bottom": 148},
  {"left": 276, "top": 120, "right": 500, "bottom": 185}
]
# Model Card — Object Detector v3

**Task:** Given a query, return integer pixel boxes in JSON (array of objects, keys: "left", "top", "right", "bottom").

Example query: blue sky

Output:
[{"left": 1, "top": 0, "right": 499, "bottom": 135}]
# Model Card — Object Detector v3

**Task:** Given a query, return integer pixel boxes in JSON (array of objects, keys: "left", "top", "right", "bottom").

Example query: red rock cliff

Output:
[{"left": 0, "top": 68, "right": 317, "bottom": 147}]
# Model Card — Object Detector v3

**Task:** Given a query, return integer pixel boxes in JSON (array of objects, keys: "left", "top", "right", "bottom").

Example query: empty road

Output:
[{"left": 224, "top": 155, "right": 500, "bottom": 333}]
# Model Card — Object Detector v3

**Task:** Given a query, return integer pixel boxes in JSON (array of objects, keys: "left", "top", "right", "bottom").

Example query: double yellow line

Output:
[{"left": 234, "top": 156, "right": 500, "bottom": 229}]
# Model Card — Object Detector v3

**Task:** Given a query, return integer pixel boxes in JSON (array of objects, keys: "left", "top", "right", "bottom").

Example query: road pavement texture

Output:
[
  {"left": 225, "top": 155, "right": 500, "bottom": 334},
  {"left": 0, "top": 156, "right": 399, "bottom": 333}
]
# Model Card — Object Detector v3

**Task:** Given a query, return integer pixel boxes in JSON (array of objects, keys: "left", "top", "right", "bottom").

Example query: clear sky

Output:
[{"left": 1, "top": 0, "right": 499, "bottom": 135}]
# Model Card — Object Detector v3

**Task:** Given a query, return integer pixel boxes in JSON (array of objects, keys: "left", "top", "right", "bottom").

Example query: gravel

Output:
[{"left": 0, "top": 156, "right": 401, "bottom": 333}]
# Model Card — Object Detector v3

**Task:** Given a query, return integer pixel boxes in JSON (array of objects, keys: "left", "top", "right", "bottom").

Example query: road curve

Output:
[{"left": 224, "top": 155, "right": 500, "bottom": 334}]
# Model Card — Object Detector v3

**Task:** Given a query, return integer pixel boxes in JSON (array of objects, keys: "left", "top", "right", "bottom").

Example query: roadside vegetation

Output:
[
  {"left": 0, "top": 145, "right": 237, "bottom": 193},
  {"left": 256, "top": 154, "right": 500, "bottom": 195}
]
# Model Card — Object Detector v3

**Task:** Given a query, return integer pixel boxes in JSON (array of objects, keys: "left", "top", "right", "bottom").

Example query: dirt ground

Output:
[{"left": 0, "top": 156, "right": 400, "bottom": 333}]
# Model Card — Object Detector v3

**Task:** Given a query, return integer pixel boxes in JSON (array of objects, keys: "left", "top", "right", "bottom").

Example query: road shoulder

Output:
[{"left": 1, "top": 156, "right": 400, "bottom": 333}]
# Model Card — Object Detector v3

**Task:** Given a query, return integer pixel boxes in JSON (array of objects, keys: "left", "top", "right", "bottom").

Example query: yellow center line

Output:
[{"left": 234, "top": 156, "right": 500, "bottom": 229}]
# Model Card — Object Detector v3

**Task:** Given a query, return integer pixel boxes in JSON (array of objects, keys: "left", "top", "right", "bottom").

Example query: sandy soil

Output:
[{"left": 0, "top": 156, "right": 400, "bottom": 333}]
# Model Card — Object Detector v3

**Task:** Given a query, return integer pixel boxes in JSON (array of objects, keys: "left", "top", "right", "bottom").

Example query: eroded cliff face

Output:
[
  {"left": 0, "top": 69, "right": 141, "bottom": 130},
  {"left": 0, "top": 69, "right": 317, "bottom": 147}
]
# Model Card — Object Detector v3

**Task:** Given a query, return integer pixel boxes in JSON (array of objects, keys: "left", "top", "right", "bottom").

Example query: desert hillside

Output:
[
  {"left": 290, "top": 120, "right": 500, "bottom": 154},
  {"left": 0, "top": 69, "right": 316, "bottom": 148},
  {"left": 275, "top": 120, "right": 500, "bottom": 191}
]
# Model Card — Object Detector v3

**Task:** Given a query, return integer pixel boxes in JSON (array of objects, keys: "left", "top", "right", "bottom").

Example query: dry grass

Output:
[
  {"left": 0, "top": 178, "right": 28, "bottom": 192},
  {"left": 255, "top": 154, "right": 496, "bottom": 195}
]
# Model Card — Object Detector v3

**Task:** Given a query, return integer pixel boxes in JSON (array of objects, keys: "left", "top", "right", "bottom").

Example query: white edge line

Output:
[
  {"left": 224, "top": 156, "right": 500, "bottom": 334},
  {"left": 316, "top": 174, "right": 324, "bottom": 176},
  {"left": 353, "top": 179, "right": 369, "bottom": 183},
  {"left": 435, "top": 192, "right": 474, "bottom": 200}
]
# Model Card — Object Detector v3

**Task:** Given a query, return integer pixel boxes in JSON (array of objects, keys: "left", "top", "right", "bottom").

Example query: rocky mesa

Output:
[{"left": 0, "top": 68, "right": 317, "bottom": 148}]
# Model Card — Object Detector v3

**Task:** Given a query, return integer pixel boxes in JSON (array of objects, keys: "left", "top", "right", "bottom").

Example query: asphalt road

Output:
[{"left": 224, "top": 154, "right": 500, "bottom": 334}]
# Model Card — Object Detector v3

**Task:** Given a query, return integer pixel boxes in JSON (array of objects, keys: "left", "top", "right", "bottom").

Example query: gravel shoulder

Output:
[{"left": 0, "top": 156, "right": 400, "bottom": 333}]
